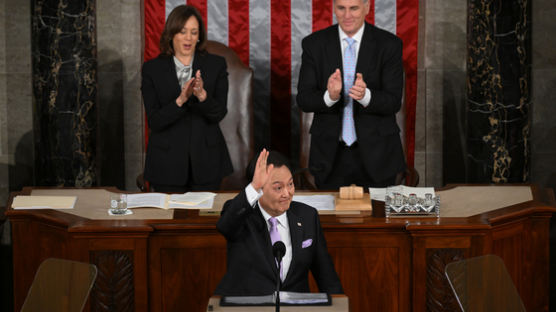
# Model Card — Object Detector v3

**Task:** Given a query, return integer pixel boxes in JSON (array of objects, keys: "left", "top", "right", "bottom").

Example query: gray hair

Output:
[{"left": 334, "top": 0, "right": 369, "bottom": 3}]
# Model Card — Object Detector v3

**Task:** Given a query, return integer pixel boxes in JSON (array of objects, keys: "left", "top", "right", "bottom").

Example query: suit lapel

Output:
[
  {"left": 284, "top": 207, "right": 303, "bottom": 283},
  {"left": 356, "top": 23, "right": 377, "bottom": 78},
  {"left": 163, "top": 56, "right": 181, "bottom": 94},
  {"left": 192, "top": 51, "right": 203, "bottom": 78},
  {"left": 326, "top": 25, "right": 343, "bottom": 77}
]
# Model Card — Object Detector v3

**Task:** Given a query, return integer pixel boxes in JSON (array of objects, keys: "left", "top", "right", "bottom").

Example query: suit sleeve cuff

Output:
[
  {"left": 245, "top": 183, "right": 263, "bottom": 207},
  {"left": 358, "top": 88, "right": 371, "bottom": 107},
  {"left": 323, "top": 90, "right": 339, "bottom": 107}
]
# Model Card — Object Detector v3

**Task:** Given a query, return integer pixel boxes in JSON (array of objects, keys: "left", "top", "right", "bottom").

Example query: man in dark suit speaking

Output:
[
  {"left": 214, "top": 149, "right": 343, "bottom": 296},
  {"left": 297, "top": 0, "right": 406, "bottom": 189}
]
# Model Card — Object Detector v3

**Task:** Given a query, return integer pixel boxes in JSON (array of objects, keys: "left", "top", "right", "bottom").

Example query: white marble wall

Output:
[
  {"left": 416, "top": 0, "right": 467, "bottom": 187},
  {"left": 0, "top": 0, "right": 6, "bottom": 205},
  {"left": 531, "top": 0, "right": 556, "bottom": 191},
  {"left": 96, "top": 0, "right": 144, "bottom": 191},
  {"left": 0, "top": 0, "right": 33, "bottom": 205}
]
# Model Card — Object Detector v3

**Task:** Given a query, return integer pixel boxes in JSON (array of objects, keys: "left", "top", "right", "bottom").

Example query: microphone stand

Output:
[
  {"left": 275, "top": 261, "right": 281, "bottom": 312},
  {"left": 272, "top": 241, "right": 285, "bottom": 312}
]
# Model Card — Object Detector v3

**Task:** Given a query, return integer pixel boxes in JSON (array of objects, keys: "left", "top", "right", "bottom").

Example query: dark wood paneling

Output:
[
  {"left": 526, "top": 217, "right": 552, "bottom": 312},
  {"left": 148, "top": 234, "right": 227, "bottom": 312},
  {"left": 159, "top": 247, "right": 226, "bottom": 311},
  {"left": 10, "top": 219, "right": 69, "bottom": 310},
  {"left": 492, "top": 217, "right": 552, "bottom": 312},
  {"left": 492, "top": 222, "right": 524, "bottom": 296},
  {"left": 334, "top": 247, "right": 403, "bottom": 312},
  {"left": 326, "top": 231, "right": 411, "bottom": 312}
]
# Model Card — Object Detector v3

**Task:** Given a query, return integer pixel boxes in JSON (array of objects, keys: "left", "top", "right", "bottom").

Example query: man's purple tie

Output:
[
  {"left": 342, "top": 37, "right": 357, "bottom": 146},
  {"left": 268, "top": 217, "right": 283, "bottom": 280}
]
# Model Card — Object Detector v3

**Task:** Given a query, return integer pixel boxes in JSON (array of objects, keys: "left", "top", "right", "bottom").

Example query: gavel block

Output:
[
  {"left": 336, "top": 184, "right": 372, "bottom": 211},
  {"left": 339, "top": 184, "right": 364, "bottom": 199}
]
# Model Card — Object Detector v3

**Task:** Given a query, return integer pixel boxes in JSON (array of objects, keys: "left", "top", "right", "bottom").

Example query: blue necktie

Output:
[{"left": 342, "top": 37, "right": 357, "bottom": 146}]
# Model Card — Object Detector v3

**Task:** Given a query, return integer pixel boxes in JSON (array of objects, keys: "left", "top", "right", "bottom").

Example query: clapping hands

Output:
[
  {"left": 327, "top": 69, "right": 367, "bottom": 102},
  {"left": 349, "top": 73, "right": 366, "bottom": 101},
  {"left": 175, "top": 70, "right": 207, "bottom": 107},
  {"left": 176, "top": 77, "right": 195, "bottom": 107},
  {"left": 327, "top": 69, "right": 342, "bottom": 101},
  {"left": 192, "top": 70, "right": 207, "bottom": 102}
]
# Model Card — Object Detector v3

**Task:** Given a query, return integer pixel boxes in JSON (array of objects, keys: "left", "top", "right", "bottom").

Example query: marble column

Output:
[
  {"left": 31, "top": 0, "right": 97, "bottom": 186},
  {"left": 466, "top": 0, "right": 531, "bottom": 183}
]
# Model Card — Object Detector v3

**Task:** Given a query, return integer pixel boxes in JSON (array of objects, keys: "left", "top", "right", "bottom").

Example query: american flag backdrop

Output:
[{"left": 143, "top": 0, "right": 418, "bottom": 168}]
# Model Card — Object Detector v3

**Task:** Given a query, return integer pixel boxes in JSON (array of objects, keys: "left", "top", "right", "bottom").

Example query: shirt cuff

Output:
[
  {"left": 358, "top": 88, "right": 371, "bottom": 107},
  {"left": 324, "top": 90, "right": 339, "bottom": 107},
  {"left": 245, "top": 183, "right": 263, "bottom": 207}
]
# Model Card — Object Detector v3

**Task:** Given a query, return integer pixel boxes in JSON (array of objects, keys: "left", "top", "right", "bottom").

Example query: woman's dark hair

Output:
[
  {"left": 245, "top": 150, "right": 293, "bottom": 182},
  {"left": 159, "top": 5, "right": 207, "bottom": 56}
]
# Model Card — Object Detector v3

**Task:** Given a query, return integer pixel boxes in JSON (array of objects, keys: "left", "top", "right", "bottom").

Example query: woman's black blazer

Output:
[{"left": 141, "top": 52, "right": 233, "bottom": 186}]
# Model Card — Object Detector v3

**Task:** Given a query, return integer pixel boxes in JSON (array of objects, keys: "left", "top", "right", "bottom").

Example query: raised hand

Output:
[
  {"left": 193, "top": 70, "right": 207, "bottom": 102},
  {"left": 175, "top": 77, "right": 195, "bottom": 107},
  {"left": 327, "top": 68, "right": 342, "bottom": 101},
  {"left": 349, "top": 73, "right": 366, "bottom": 101},
  {"left": 251, "top": 149, "right": 274, "bottom": 191}
]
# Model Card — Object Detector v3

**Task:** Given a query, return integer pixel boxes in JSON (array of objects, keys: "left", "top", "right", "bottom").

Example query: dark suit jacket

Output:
[
  {"left": 297, "top": 23, "right": 406, "bottom": 184},
  {"left": 141, "top": 52, "right": 233, "bottom": 187},
  {"left": 214, "top": 190, "right": 343, "bottom": 296}
]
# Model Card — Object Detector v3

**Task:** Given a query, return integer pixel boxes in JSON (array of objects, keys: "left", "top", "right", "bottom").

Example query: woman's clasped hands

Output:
[{"left": 176, "top": 69, "right": 207, "bottom": 107}]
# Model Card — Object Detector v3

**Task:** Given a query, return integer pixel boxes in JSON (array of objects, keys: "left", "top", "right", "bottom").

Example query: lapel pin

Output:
[{"left": 297, "top": 222, "right": 302, "bottom": 227}]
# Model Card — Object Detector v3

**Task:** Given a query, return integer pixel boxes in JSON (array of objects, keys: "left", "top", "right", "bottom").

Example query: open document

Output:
[
  {"left": 126, "top": 192, "right": 216, "bottom": 209},
  {"left": 292, "top": 195, "right": 335, "bottom": 211}
]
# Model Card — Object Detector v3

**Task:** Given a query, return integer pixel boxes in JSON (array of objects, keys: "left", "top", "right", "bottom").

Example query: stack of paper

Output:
[
  {"left": 168, "top": 192, "right": 216, "bottom": 208},
  {"left": 292, "top": 195, "right": 335, "bottom": 211},
  {"left": 11, "top": 196, "right": 77, "bottom": 210}
]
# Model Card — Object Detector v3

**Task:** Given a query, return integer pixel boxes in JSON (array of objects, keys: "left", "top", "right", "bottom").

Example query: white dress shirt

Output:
[
  {"left": 323, "top": 24, "right": 371, "bottom": 107},
  {"left": 245, "top": 183, "right": 292, "bottom": 282},
  {"left": 173, "top": 55, "right": 194, "bottom": 82}
]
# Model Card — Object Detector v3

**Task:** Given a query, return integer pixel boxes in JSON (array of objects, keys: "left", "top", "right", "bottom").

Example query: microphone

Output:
[
  {"left": 272, "top": 241, "right": 286, "bottom": 312},
  {"left": 273, "top": 241, "right": 286, "bottom": 263}
]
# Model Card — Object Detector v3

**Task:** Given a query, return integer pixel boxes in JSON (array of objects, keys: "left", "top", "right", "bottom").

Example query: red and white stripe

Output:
[{"left": 144, "top": 0, "right": 418, "bottom": 167}]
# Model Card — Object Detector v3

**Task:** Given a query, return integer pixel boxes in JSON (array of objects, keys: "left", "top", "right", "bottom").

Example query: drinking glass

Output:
[{"left": 109, "top": 193, "right": 127, "bottom": 215}]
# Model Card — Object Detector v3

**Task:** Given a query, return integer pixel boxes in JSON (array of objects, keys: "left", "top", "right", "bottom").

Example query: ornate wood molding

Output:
[
  {"left": 426, "top": 248, "right": 465, "bottom": 312},
  {"left": 90, "top": 250, "right": 134, "bottom": 312}
]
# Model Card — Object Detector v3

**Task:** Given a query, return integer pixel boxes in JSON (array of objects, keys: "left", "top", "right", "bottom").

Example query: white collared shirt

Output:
[
  {"left": 324, "top": 24, "right": 371, "bottom": 107},
  {"left": 339, "top": 24, "right": 365, "bottom": 62},
  {"left": 173, "top": 55, "right": 194, "bottom": 82},
  {"left": 245, "top": 183, "right": 292, "bottom": 282}
]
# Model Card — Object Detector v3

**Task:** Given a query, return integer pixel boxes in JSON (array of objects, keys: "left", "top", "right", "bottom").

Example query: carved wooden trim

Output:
[
  {"left": 90, "top": 250, "right": 134, "bottom": 312},
  {"left": 426, "top": 248, "right": 465, "bottom": 312}
]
